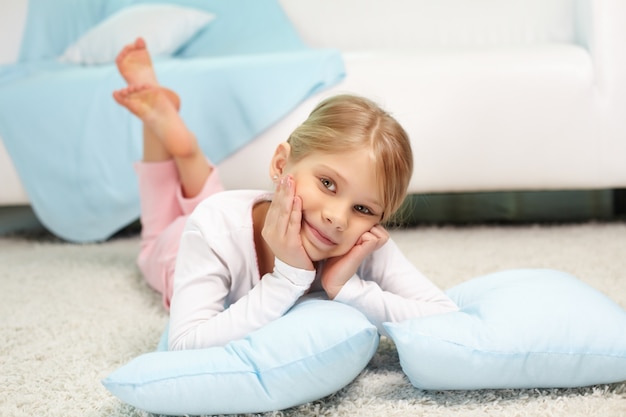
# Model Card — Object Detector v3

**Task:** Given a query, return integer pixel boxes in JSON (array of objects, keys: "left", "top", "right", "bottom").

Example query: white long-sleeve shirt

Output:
[{"left": 168, "top": 190, "right": 458, "bottom": 350}]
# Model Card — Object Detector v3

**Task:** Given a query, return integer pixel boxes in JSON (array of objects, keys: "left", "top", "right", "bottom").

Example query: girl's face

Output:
[{"left": 280, "top": 147, "right": 384, "bottom": 262}]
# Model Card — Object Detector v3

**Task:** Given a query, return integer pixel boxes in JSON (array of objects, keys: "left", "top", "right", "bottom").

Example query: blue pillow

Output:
[
  {"left": 102, "top": 298, "right": 379, "bottom": 415},
  {"left": 385, "top": 269, "right": 626, "bottom": 390}
]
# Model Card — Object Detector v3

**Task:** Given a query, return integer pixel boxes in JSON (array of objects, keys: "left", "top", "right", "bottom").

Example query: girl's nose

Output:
[{"left": 323, "top": 202, "right": 348, "bottom": 231}]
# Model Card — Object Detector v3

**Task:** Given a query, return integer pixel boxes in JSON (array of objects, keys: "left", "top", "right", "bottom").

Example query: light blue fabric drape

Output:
[{"left": 1, "top": 0, "right": 345, "bottom": 242}]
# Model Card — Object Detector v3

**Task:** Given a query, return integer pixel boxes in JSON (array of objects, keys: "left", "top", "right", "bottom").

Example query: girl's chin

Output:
[
  {"left": 303, "top": 245, "right": 325, "bottom": 262},
  {"left": 301, "top": 237, "right": 328, "bottom": 262},
  {"left": 302, "top": 236, "right": 348, "bottom": 262}
]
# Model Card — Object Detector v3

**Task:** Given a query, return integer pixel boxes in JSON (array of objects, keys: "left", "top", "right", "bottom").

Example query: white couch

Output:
[{"left": 1, "top": 0, "right": 625, "bottom": 210}]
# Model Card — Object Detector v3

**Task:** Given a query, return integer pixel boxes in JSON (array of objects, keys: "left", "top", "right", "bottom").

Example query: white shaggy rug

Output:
[{"left": 1, "top": 222, "right": 625, "bottom": 417}]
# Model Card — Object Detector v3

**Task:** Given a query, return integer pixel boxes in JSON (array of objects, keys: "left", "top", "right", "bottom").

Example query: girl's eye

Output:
[
  {"left": 320, "top": 178, "right": 336, "bottom": 191},
  {"left": 354, "top": 205, "right": 373, "bottom": 215}
]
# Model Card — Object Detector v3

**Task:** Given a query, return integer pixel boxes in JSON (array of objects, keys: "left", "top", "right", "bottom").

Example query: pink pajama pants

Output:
[{"left": 134, "top": 160, "right": 224, "bottom": 309}]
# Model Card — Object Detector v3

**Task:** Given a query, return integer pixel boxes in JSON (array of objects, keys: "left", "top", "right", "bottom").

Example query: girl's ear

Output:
[{"left": 269, "top": 142, "right": 291, "bottom": 180}]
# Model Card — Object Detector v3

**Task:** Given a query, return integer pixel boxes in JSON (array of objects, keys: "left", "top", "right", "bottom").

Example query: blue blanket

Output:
[{"left": 0, "top": 0, "right": 345, "bottom": 242}]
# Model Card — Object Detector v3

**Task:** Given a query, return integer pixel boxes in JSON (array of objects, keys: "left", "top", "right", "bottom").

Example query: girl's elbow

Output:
[
  {"left": 442, "top": 298, "right": 460, "bottom": 313},
  {"left": 167, "top": 335, "right": 185, "bottom": 351},
  {"left": 167, "top": 328, "right": 196, "bottom": 351}
]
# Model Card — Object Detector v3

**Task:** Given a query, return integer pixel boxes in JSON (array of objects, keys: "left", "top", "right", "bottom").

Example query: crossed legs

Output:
[
  {"left": 112, "top": 37, "right": 213, "bottom": 198},
  {"left": 113, "top": 37, "right": 223, "bottom": 308}
]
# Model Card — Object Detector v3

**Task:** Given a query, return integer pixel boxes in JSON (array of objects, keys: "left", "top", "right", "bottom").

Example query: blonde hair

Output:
[{"left": 287, "top": 94, "right": 413, "bottom": 223}]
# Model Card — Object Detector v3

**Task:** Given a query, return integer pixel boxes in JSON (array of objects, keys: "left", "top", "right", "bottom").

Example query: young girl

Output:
[{"left": 113, "top": 38, "right": 458, "bottom": 350}]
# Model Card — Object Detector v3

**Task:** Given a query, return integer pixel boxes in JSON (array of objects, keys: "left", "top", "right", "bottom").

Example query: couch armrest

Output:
[
  {"left": 0, "top": 0, "right": 28, "bottom": 65},
  {"left": 587, "top": 0, "right": 626, "bottom": 96}
]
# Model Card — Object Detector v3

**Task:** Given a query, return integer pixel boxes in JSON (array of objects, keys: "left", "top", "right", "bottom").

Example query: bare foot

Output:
[
  {"left": 116, "top": 37, "right": 158, "bottom": 86},
  {"left": 113, "top": 84, "right": 196, "bottom": 157}
]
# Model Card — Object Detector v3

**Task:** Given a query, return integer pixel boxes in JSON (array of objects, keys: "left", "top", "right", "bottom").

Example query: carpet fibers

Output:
[{"left": 1, "top": 222, "right": 625, "bottom": 417}]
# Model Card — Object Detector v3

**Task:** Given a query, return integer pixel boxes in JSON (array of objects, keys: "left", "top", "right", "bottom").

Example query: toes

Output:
[
  {"left": 116, "top": 44, "right": 132, "bottom": 64},
  {"left": 116, "top": 37, "right": 145, "bottom": 63},
  {"left": 112, "top": 90, "right": 125, "bottom": 105},
  {"left": 135, "top": 37, "right": 146, "bottom": 49}
]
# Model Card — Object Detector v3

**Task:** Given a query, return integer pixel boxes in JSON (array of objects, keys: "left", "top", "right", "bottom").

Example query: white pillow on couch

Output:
[{"left": 59, "top": 4, "right": 215, "bottom": 65}]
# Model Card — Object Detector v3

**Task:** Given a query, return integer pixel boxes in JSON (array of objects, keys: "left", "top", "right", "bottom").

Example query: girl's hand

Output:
[
  {"left": 262, "top": 175, "right": 314, "bottom": 271},
  {"left": 321, "top": 224, "right": 389, "bottom": 299}
]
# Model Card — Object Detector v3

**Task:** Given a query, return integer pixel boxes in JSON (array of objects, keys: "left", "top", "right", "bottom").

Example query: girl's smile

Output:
[{"left": 302, "top": 218, "right": 337, "bottom": 248}]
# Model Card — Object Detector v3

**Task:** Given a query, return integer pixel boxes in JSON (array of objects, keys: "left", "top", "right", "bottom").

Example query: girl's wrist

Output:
[
  {"left": 273, "top": 257, "right": 316, "bottom": 286},
  {"left": 322, "top": 283, "right": 343, "bottom": 300}
]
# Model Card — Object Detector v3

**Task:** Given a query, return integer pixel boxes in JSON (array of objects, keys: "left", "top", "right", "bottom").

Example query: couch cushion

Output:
[{"left": 280, "top": 0, "right": 580, "bottom": 51}]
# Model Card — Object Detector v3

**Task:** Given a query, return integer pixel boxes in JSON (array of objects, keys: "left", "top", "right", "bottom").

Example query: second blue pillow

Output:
[{"left": 385, "top": 269, "right": 626, "bottom": 390}]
